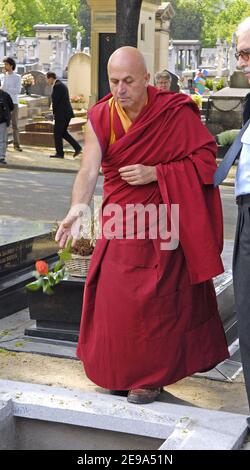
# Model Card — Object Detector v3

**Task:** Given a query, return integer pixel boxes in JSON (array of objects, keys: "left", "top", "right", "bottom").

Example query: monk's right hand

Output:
[{"left": 55, "top": 203, "right": 88, "bottom": 249}]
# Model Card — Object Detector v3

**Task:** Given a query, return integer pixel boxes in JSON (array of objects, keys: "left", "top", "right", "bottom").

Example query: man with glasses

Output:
[{"left": 214, "top": 17, "right": 250, "bottom": 424}]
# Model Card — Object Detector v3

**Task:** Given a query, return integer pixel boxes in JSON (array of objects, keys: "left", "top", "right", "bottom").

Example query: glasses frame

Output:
[{"left": 235, "top": 49, "right": 250, "bottom": 61}]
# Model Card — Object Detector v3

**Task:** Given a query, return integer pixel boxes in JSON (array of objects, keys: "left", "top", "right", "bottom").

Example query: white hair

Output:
[{"left": 236, "top": 16, "right": 250, "bottom": 37}]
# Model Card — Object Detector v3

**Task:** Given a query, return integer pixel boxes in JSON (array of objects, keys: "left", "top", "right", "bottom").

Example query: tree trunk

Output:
[{"left": 116, "top": 0, "right": 143, "bottom": 48}]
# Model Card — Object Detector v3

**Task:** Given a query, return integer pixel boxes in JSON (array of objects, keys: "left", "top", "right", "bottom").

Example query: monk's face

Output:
[
  {"left": 237, "top": 30, "right": 250, "bottom": 84},
  {"left": 108, "top": 51, "right": 150, "bottom": 111}
]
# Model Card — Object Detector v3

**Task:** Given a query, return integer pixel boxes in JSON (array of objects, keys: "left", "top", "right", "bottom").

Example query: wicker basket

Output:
[{"left": 64, "top": 254, "right": 92, "bottom": 278}]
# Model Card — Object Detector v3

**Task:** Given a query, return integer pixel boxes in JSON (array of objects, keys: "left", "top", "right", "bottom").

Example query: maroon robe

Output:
[{"left": 76, "top": 86, "right": 229, "bottom": 390}]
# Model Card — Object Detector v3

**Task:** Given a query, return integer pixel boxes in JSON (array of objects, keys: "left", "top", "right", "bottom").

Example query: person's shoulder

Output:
[
  {"left": 88, "top": 97, "right": 110, "bottom": 122},
  {"left": 153, "top": 87, "right": 194, "bottom": 109},
  {"left": 89, "top": 93, "right": 112, "bottom": 112},
  {"left": 0, "top": 90, "right": 11, "bottom": 102},
  {"left": 56, "top": 80, "right": 65, "bottom": 87}
]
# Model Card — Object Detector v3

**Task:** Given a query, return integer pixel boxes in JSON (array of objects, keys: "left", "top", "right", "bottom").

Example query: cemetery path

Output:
[{"left": 0, "top": 349, "right": 248, "bottom": 415}]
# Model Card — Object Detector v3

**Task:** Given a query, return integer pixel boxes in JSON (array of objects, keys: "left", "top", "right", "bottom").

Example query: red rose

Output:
[{"left": 35, "top": 260, "right": 49, "bottom": 275}]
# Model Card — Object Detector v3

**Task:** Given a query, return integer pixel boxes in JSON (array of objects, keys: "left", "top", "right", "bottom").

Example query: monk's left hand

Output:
[{"left": 119, "top": 164, "right": 157, "bottom": 185}]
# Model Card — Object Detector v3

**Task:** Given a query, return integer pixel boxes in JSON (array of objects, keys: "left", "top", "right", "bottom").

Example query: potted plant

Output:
[
  {"left": 25, "top": 213, "right": 98, "bottom": 341},
  {"left": 25, "top": 244, "right": 84, "bottom": 341},
  {"left": 70, "top": 94, "right": 85, "bottom": 110}
]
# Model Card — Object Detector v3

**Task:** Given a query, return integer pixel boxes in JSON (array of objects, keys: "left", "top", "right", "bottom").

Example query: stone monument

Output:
[{"left": 67, "top": 52, "right": 91, "bottom": 106}]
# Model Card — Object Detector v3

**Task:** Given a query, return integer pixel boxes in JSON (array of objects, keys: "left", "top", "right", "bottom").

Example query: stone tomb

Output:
[
  {"left": 206, "top": 70, "right": 250, "bottom": 135},
  {"left": 206, "top": 87, "right": 250, "bottom": 135},
  {"left": 0, "top": 217, "right": 58, "bottom": 318},
  {"left": 21, "top": 70, "right": 51, "bottom": 97},
  {"left": 19, "top": 117, "right": 86, "bottom": 147},
  {"left": 68, "top": 52, "right": 91, "bottom": 107}
]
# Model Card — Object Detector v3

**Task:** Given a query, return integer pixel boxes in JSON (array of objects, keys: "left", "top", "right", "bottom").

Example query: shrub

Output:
[
  {"left": 205, "top": 78, "right": 214, "bottom": 91},
  {"left": 216, "top": 129, "right": 240, "bottom": 146}
]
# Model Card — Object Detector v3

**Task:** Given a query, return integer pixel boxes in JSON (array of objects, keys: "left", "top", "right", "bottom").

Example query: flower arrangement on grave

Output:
[
  {"left": 62, "top": 213, "right": 98, "bottom": 277},
  {"left": 70, "top": 94, "right": 85, "bottom": 103},
  {"left": 21, "top": 73, "right": 35, "bottom": 87},
  {"left": 191, "top": 93, "right": 202, "bottom": 109},
  {"left": 26, "top": 208, "right": 100, "bottom": 292},
  {"left": 26, "top": 248, "right": 71, "bottom": 295}
]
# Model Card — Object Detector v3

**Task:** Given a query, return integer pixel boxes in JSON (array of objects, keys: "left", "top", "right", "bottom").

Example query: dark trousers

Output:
[
  {"left": 233, "top": 194, "right": 250, "bottom": 407},
  {"left": 54, "top": 118, "right": 81, "bottom": 156}
]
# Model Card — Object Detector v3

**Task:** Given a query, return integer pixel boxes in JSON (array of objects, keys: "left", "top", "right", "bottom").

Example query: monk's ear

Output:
[{"left": 145, "top": 73, "right": 150, "bottom": 86}]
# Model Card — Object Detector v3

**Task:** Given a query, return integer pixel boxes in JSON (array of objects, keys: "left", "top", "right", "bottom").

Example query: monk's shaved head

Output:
[
  {"left": 108, "top": 46, "right": 147, "bottom": 75},
  {"left": 107, "top": 46, "right": 150, "bottom": 117}
]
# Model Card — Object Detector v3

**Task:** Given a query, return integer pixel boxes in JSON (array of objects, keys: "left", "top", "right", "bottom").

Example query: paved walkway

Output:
[
  {"left": 2, "top": 145, "right": 82, "bottom": 173},
  {"left": 0, "top": 144, "right": 237, "bottom": 188},
  {"left": 1, "top": 146, "right": 249, "bottom": 449}
]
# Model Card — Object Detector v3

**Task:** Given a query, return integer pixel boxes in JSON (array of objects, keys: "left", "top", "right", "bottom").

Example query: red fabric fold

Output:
[
  {"left": 88, "top": 85, "right": 224, "bottom": 284},
  {"left": 76, "top": 87, "right": 229, "bottom": 390}
]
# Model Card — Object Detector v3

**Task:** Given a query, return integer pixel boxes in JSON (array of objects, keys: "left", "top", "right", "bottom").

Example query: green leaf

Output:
[
  {"left": 58, "top": 238, "right": 73, "bottom": 262},
  {"left": 26, "top": 281, "right": 42, "bottom": 291},
  {"left": 59, "top": 251, "right": 72, "bottom": 262},
  {"left": 43, "top": 282, "right": 54, "bottom": 295},
  {"left": 53, "top": 260, "right": 63, "bottom": 272},
  {"left": 48, "top": 273, "right": 56, "bottom": 286}
]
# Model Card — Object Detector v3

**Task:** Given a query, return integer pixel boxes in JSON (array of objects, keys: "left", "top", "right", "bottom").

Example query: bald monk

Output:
[{"left": 56, "top": 47, "right": 229, "bottom": 404}]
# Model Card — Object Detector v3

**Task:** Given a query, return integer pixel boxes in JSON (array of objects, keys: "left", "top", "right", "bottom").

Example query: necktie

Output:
[{"left": 214, "top": 119, "right": 250, "bottom": 187}]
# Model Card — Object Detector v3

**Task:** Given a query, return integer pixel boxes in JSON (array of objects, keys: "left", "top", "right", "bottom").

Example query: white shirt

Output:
[
  {"left": 235, "top": 123, "right": 250, "bottom": 197},
  {"left": 1, "top": 73, "right": 21, "bottom": 104}
]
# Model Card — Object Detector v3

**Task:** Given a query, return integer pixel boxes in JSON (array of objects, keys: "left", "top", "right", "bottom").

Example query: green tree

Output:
[
  {"left": 170, "top": 0, "right": 223, "bottom": 44},
  {"left": 0, "top": 0, "right": 84, "bottom": 44},
  {"left": 35, "top": 0, "right": 84, "bottom": 44},
  {"left": 209, "top": 0, "right": 250, "bottom": 46},
  {"left": 0, "top": 0, "right": 15, "bottom": 38},
  {"left": 170, "top": 6, "right": 203, "bottom": 40},
  {"left": 170, "top": 0, "right": 250, "bottom": 47},
  {"left": 6, "top": 0, "right": 42, "bottom": 38}
]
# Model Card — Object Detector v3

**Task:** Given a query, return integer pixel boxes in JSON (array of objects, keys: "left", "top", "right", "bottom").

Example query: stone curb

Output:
[{"left": 0, "top": 379, "right": 248, "bottom": 450}]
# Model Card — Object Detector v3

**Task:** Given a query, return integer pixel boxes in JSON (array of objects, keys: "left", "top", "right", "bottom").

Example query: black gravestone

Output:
[
  {"left": 0, "top": 217, "right": 58, "bottom": 318},
  {"left": 168, "top": 71, "right": 180, "bottom": 93},
  {"left": 25, "top": 278, "right": 84, "bottom": 342}
]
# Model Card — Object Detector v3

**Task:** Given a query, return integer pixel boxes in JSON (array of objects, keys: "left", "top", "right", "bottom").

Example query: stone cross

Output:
[{"left": 76, "top": 32, "right": 82, "bottom": 52}]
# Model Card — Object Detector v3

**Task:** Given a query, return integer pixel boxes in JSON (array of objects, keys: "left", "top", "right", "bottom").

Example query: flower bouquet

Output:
[
  {"left": 21, "top": 73, "right": 35, "bottom": 95},
  {"left": 70, "top": 94, "right": 85, "bottom": 103},
  {"left": 70, "top": 94, "right": 85, "bottom": 109},
  {"left": 22, "top": 73, "right": 35, "bottom": 86}
]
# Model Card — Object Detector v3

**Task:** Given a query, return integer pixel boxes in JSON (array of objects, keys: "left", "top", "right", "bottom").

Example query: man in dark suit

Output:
[
  {"left": 243, "top": 91, "right": 250, "bottom": 124},
  {"left": 214, "top": 17, "right": 250, "bottom": 424},
  {"left": 46, "top": 72, "right": 82, "bottom": 159}
]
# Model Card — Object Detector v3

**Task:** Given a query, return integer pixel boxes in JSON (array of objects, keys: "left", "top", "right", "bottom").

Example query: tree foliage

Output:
[
  {"left": 170, "top": 0, "right": 250, "bottom": 47},
  {"left": 0, "top": 0, "right": 84, "bottom": 44}
]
